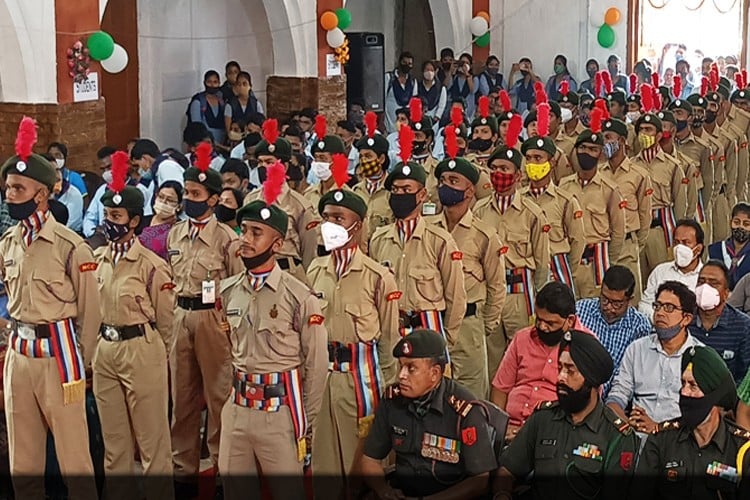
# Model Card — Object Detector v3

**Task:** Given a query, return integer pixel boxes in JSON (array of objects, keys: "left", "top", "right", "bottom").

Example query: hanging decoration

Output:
[
  {"left": 590, "top": 5, "right": 621, "bottom": 47},
  {"left": 321, "top": 8, "right": 353, "bottom": 60},
  {"left": 67, "top": 40, "right": 91, "bottom": 83},
  {"left": 470, "top": 13, "right": 490, "bottom": 46},
  {"left": 87, "top": 31, "right": 114, "bottom": 61},
  {"left": 100, "top": 44, "right": 128, "bottom": 74},
  {"left": 335, "top": 37, "right": 350, "bottom": 64}
]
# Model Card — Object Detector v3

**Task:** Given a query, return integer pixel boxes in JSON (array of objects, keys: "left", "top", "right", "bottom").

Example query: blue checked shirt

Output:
[{"left": 576, "top": 298, "right": 652, "bottom": 396}]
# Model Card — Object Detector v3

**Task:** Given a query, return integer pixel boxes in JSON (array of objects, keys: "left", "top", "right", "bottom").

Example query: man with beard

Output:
[
  {"left": 635, "top": 346, "right": 750, "bottom": 499},
  {"left": 494, "top": 329, "right": 639, "bottom": 500}
]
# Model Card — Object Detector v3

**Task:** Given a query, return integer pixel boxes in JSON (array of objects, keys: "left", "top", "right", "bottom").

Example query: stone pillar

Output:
[{"left": 265, "top": 75, "right": 347, "bottom": 130}]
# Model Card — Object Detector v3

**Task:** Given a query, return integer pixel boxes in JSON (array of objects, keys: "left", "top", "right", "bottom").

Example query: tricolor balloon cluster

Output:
[
  {"left": 591, "top": 7, "right": 622, "bottom": 49},
  {"left": 469, "top": 11, "right": 490, "bottom": 48},
  {"left": 320, "top": 8, "right": 352, "bottom": 64},
  {"left": 87, "top": 31, "right": 129, "bottom": 74}
]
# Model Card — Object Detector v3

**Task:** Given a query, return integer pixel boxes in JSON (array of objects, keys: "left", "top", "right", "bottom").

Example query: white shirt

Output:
[{"left": 639, "top": 260, "right": 703, "bottom": 321}]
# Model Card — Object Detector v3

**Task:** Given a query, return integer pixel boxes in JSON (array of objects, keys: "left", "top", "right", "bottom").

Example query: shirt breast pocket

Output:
[
  {"left": 409, "top": 268, "right": 443, "bottom": 303},
  {"left": 191, "top": 255, "right": 224, "bottom": 282},
  {"left": 506, "top": 230, "right": 530, "bottom": 257},
  {"left": 258, "top": 317, "right": 299, "bottom": 357},
  {"left": 33, "top": 269, "right": 76, "bottom": 303},
  {"left": 534, "top": 444, "right": 559, "bottom": 478},
  {"left": 588, "top": 204, "right": 610, "bottom": 235},
  {"left": 344, "top": 303, "right": 378, "bottom": 342}
]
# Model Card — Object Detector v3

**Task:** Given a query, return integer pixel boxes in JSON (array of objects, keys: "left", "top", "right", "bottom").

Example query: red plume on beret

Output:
[
  {"left": 735, "top": 73, "right": 744, "bottom": 90},
  {"left": 653, "top": 90, "right": 662, "bottom": 112},
  {"left": 602, "top": 71, "right": 613, "bottom": 94},
  {"left": 444, "top": 124, "right": 458, "bottom": 160},
  {"left": 108, "top": 150, "right": 129, "bottom": 194},
  {"left": 534, "top": 81, "right": 547, "bottom": 106},
  {"left": 701, "top": 76, "right": 709, "bottom": 97},
  {"left": 15, "top": 116, "right": 37, "bottom": 162},
  {"left": 263, "top": 160, "right": 286, "bottom": 206},
  {"left": 559, "top": 80, "right": 569, "bottom": 97},
  {"left": 262, "top": 118, "right": 279, "bottom": 145},
  {"left": 364, "top": 111, "right": 377, "bottom": 138},
  {"left": 314, "top": 114, "right": 327, "bottom": 141},
  {"left": 499, "top": 90, "right": 512, "bottom": 113},
  {"left": 331, "top": 153, "right": 350, "bottom": 189},
  {"left": 594, "top": 98, "right": 610, "bottom": 121},
  {"left": 450, "top": 105, "right": 464, "bottom": 128},
  {"left": 641, "top": 84, "right": 654, "bottom": 112},
  {"left": 398, "top": 124, "right": 414, "bottom": 164},
  {"left": 590, "top": 108, "right": 603, "bottom": 134},
  {"left": 409, "top": 97, "right": 423, "bottom": 124},
  {"left": 195, "top": 142, "right": 212, "bottom": 173},
  {"left": 742, "top": 69, "right": 748, "bottom": 89},
  {"left": 478, "top": 95, "right": 490, "bottom": 119},
  {"left": 629, "top": 74, "right": 638, "bottom": 94},
  {"left": 709, "top": 69, "right": 719, "bottom": 91},
  {"left": 506, "top": 114, "right": 523, "bottom": 150},
  {"left": 651, "top": 73, "right": 660, "bottom": 89},
  {"left": 595, "top": 72, "right": 603, "bottom": 97},
  {"left": 537, "top": 103, "right": 550, "bottom": 138},
  {"left": 673, "top": 75, "right": 682, "bottom": 100}
]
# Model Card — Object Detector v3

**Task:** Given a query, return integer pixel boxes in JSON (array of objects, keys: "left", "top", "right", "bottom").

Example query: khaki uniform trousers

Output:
[
  {"left": 617, "top": 236, "right": 643, "bottom": 305},
  {"left": 4, "top": 349, "right": 97, "bottom": 500},
  {"left": 450, "top": 314, "right": 489, "bottom": 399},
  {"left": 488, "top": 294, "right": 529, "bottom": 379},
  {"left": 219, "top": 402, "right": 305, "bottom": 500},
  {"left": 641, "top": 227, "right": 672, "bottom": 283},
  {"left": 573, "top": 261, "right": 603, "bottom": 300},
  {"left": 713, "top": 191, "right": 731, "bottom": 243},
  {"left": 93, "top": 326, "right": 173, "bottom": 500},
  {"left": 170, "top": 307, "right": 233, "bottom": 480}
]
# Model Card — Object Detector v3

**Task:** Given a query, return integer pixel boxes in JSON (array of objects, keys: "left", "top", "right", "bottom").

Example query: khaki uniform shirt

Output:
[
  {"left": 672, "top": 149, "right": 699, "bottom": 220},
  {"left": 0, "top": 216, "right": 101, "bottom": 366},
  {"left": 94, "top": 238, "right": 175, "bottom": 347},
  {"left": 166, "top": 217, "right": 243, "bottom": 297},
  {"left": 368, "top": 217, "right": 467, "bottom": 346},
  {"left": 303, "top": 182, "right": 352, "bottom": 213},
  {"left": 708, "top": 124, "right": 737, "bottom": 201},
  {"left": 474, "top": 192, "right": 550, "bottom": 290},
  {"left": 697, "top": 129, "right": 728, "bottom": 194},
  {"left": 430, "top": 209, "right": 506, "bottom": 336},
  {"left": 354, "top": 177, "right": 393, "bottom": 243},
  {"left": 600, "top": 158, "right": 653, "bottom": 251},
  {"left": 558, "top": 171, "right": 626, "bottom": 262},
  {"left": 555, "top": 120, "right": 586, "bottom": 158},
  {"left": 307, "top": 248, "right": 400, "bottom": 384},
  {"left": 220, "top": 264, "right": 328, "bottom": 427},
  {"left": 675, "top": 132, "right": 715, "bottom": 205},
  {"left": 630, "top": 149, "right": 688, "bottom": 218}
]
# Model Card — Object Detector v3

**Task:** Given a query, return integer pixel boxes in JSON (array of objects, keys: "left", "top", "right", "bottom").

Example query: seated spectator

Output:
[
  {"left": 215, "top": 187, "right": 242, "bottom": 235},
  {"left": 728, "top": 272, "right": 750, "bottom": 312},
  {"left": 416, "top": 60, "right": 447, "bottom": 120},
  {"left": 476, "top": 55, "right": 505, "bottom": 95},
  {"left": 220, "top": 60, "right": 240, "bottom": 100},
  {"left": 47, "top": 142, "right": 88, "bottom": 198},
  {"left": 579, "top": 58, "right": 600, "bottom": 95},
  {"left": 709, "top": 202, "right": 750, "bottom": 289},
  {"left": 607, "top": 281, "right": 703, "bottom": 434},
  {"left": 130, "top": 139, "right": 184, "bottom": 201},
  {"left": 491, "top": 282, "right": 592, "bottom": 440},
  {"left": 223, "top": 71, "right": 264, "bottom": 136},
  {"left": 43, "top": 153, "right": 83, "bottom": 232},
  {"left": 508, "top": 57, "right": 541, "bottom": 113},
  {"left": 640, "top": 219, "right": 704, "bottom": 320},
  {"left": 545, "top": 54, "right": 578, "bottom": 101},
  {"left": 447, "top": 53, "right": 477, "bottom": 118},
  {"left": 220, "top": 158, "right": 250, "bottom": 195},
  {"left": 183, "top": 123, "right": 225, "bottom": 172},
  {"left": 576, "top": 265, "right": 652, "bottom": 396},
  {"left": 139, "top": 181, "right": 182, "bottom": 261},
  {"left": 688, "top": 260, "right": 750, "bottom": 384},
  {"left": 188, "top": 70, "right": 226, "bottom": 146}
]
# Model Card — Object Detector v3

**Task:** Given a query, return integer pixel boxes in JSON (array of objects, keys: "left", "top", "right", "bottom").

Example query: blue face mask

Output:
[
  {"left": 603, "top": 140, "right": 620, "bottom": 159},
  {"left": 438, "top": 184, "right": 466, "bottom": 206}
]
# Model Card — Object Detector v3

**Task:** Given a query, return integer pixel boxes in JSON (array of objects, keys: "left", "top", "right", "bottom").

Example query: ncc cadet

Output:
[
  {"left": 352, "top": 112, "right": 393, "bottom": 241},
  {"left": 93, "top": 151, "right": 175, "bottom": 500},
  {"left": 600, "top": 116, "right": 653, "bottom": 304},
  {"left": 522, "top": 97, "right": 573, "bottom": 184},
  {"left": 630, "top": 111, "right": 688, "bottom": 280},
  {"left": 520, "top": 106, "right": 586, "bottom": 296},
  {"left": 555, "top": 82, "right": 587, "bottom": 158},
  {"left": 244, "top": 118, "right": 321, "bottom": 281},
  {"left": 429, "top": 130, "right": 506, "bottom": 398},
  {"left": 359, "top": 329, "right": 498, "bottom": 499},
  {"left": 475, "top": 123, "right": 550, "bottom": 375},
  {"left": 635, "top": 346, "right": 750, "bottom": 499},
  {"left": 607, "top": 88, "right": 638, "bottom": 154},
  {"left": 728, "top": 83, "right": 750, "bottom": 202},
  {"left": 306, "top": 176, "right": 400, "bottom": 493},
  {"left": 705, "top": 87, "right": 739, "bottom": 215},
  {"left": 406, "top": 98, "right": 440, "bottom": 214},
  {"left": 716, "top": 81, "right": 750, "bottom": 208},
  {"left": 218, "top": 192, "right": 327, "bottom": 500},
  {"left": 495, "top": 330, "right": 639, "bottom": 500},
  {"left": 304, "top": 114, "right": 349, "bottom": 208},
  {"left": 368, "top": 127, "right": 466, "bottom": 354},
  {"left": 559, "top": 124, "right": 626, "bottom": 299},
  {"left": 465, "top": 95, "right": 499, "bottom": 168},
  {"left": 0, "top": 118, "right": 101, "bottom": 499},
  {"left": 658, "top": 110, "right": 700, "bottom": 224},
  {"left": 670, "top": 98, "right": 716, "bottom": 243},
  {"left": 444, "top": 105, "right": 494, "bottom": 202},
  {"left": 167, "top": 144, "right": 243, "bottom": 497}
]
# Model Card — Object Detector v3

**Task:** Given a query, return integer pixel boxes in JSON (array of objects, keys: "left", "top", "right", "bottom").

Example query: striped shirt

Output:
[
  {"left": 396, "top": 218, "right": 418, "bottom": 243},
  {"left": 20, "top": 210, "right": 49, "bottom": 247},
  {"left": 110, "top": 237, "right": 135, "bottom": 266},
  {"left": 688, "top": 304, "right": 750, "bottom": 384},
  {"left": 494, "top": 194, "right": 514, "bottom": 214},
  {"left": 332, "top": 246, "right": 357, "bottom": 280}
]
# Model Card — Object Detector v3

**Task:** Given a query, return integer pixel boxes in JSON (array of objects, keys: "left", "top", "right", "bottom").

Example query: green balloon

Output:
[
  {"left": 87, "top": 31, "right": 115, "bottom": 61},
  {"left": 597, "top": 24, "right": 615, "bottom": 49},
  {"left": 475, "top": 32, "right": 490, "bottom": 48},
  {"left": 335, "top": 8, "right": 352, "bottom": 30}
]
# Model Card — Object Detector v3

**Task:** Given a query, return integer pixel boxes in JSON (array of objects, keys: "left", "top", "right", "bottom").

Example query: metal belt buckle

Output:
[
  {"left": 16, "top": 323, "right": 36, "bottom": 341},
  {"left": 245, "top": 384, "right": 265, "bottom": 401},
  {"left": 103, "top": 326, "right": 121, "bottom": 341}
]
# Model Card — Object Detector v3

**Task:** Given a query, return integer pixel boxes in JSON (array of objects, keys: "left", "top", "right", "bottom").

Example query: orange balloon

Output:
[
  {"left": 604, "top": 7, "right": 621, "bottom": 25},
  {"left": 476, "top": 11, "right": 490, "bottom": 22},
  {"left": 320, "top": 11, "right": 338, "bottom": 31}
]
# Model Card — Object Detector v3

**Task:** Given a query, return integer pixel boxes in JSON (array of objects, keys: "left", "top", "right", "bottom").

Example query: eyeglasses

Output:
[
  {"left": 600, "top": 295, "right": 629, "bottom": 308},
  {"left": 653, "top": 301, "right": 683, "bottom": 313}
]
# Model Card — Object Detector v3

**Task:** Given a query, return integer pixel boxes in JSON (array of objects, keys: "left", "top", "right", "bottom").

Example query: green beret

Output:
[
  {"left": 497, "top": 111, "right": 517, "bottom": 125},
  {"left": 705, "top": 91, "right": 721, "bottom": 104},
  {"left": 687, "top": 94, "right": 708, "bottom": 109},
  {"left": 635, "top": 113, "right": 663, "bottom": 132},
  {"left": 236, "top": 200, "right": 288, "bottom": 236},
  {"left": 731, "top": 88, "right": 750, "bottom": 102},
  {"left": 318, "top": 189, "right": 367, "bottom": 219},
  {"left": 607, "top": 90, "right": 626, "bottom": 106},
  {"left": 384, "top": 162, "right": 427, "bottom": 190},
  {"left": 434, "top": 157, "right": 480, "bottom": 185},
  {"left": 393, "top": 329, "right": 446, "bottom": 359},
  {"left": 184, "top": 167, "right": 223, "bottom": 195},
  {"left": 355, "top": 134, "right": 390, "bottom": 156},
  {"left": 682, "top": 346, "right": 737, "bottom": 410},
  {"left": 488, "top": 146, "right": 522, "bottom": 170},
  {"left": 101, "top": 186, "right": 145, "bottom": 212},
  {"left": 627, "top": 93, "right": 642, "bottom": 105},
  {"left": 558, "top": 91, "right": 580, "bottom": 106},
  {"left": 471, "top": 114, "right": 498, "bottom": 135},
  {"left": 310, "top": 135, "right": 346, "bottom": 155},
  {"left": 579, "top": 91, "right": 595, "bottom": 105},
  {"left": 411, "top": 116, "right": 434, "bottom": 136},
  {"left": 719, "top": 76, "right": 732, "bottom": 90},
  {"left": 521, "top": 136, "right": 557, "bottom": 157},
  {"left": 559, "top": 330, "right": 614, "bottom": 387},
  {"left": 547, "top": 101, "right": 562, "bottom": 119},
  {"left": 1, "top": 153, "right": 57, "bottom": 190},
  {"left": 255, "top": 138, "right": 293, "bottom": 162},
  {"left": 601, "top": 118, "right": 628, "bottom": 138},
  {"left": 575, "top": 129, "right": 604, "bottom": 147},
  {"left": 717, "top": 84, "right": 731, "bottom": 100},
  {"left": 668, "top": 99, "right": 693, "bottom": 114},
  {"left": 523, "top": 111, "right": 537, "bottom": 128},
  {"left": 656, "top": 109, "right": 676, "bottom": 125}
]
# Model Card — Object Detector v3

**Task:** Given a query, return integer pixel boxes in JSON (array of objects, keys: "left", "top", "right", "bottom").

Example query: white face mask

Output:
[
  {"left": 320, "top": 221, "right": 353, "bottom": 251},
  {"left": 626, "top": 111, "right": 640, "bottom": 124},
  {"left": 423, "top": 70, "right": 435, "bottom": 81},
  {"left": 673, "top": 243, "right": 696, "bottom": 268},
  {"left": 695, "top": 283, "right": 721, "bottom": 311},
  {"left": 311, "top": 161, "right": 332, "bottom": 181},
  {"left": 153, "top": 200, "right": 177, "bottom": 217},
  {"left": 102, "top": 169, "right": 113, "bottom": 184},
  {"left": 560, "top": 108, "right": 573, "bottom": 123},
  {"left": 55, "top": 158, "right": 65, "bottom": 169}
]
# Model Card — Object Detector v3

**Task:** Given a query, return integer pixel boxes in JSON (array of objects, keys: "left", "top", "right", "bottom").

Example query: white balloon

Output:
[
  {"left": 101, "top": 44, "right": 128, "bottom": 73},
  {"left": 469, "top": 16, "right": 489, "bottom": 37},
  {"left": 326, "top": 28, "right": 346, "bottom": 49}
]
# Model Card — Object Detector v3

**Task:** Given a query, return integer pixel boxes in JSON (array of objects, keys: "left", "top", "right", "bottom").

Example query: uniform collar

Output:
[
  {"left": 408, "top": 378, "right": 447, "bottom": 416},
  {"left": 387, "top": 216, "right": 426, "bottom": 242},
  {"left": 326, "top": 244, "right": 364, "bottom": 278},
  {"left": 243, "top": 263, "right": 283, "bottom": 293},
  {"left": 436, "top": 208, "right": 473, "bottom": 230},
  {"left": 678, "top": 416, "right": 728, "bottom": 452},
  {"left": 603, "top": 157, "right": 631, "bottom": 173},
  {"left": 553, "top": 398, "right": 606, "bottom": 433}
]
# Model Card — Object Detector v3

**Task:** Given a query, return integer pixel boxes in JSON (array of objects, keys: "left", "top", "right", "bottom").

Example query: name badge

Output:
[
  {"left": 3, "top": 259, "right": 14, "bottom": 267},
  {"left": 422, "top": 202, "right": 437, "bottom": 216},
  {"left": 226, "top": 309, "right": 241, "bottom": 317},
  {"left": 202, "top": 280, "right": 216, "bottom": 304},
  {"left": 167, "top": 249, "right": 180, "bottom": 257}
]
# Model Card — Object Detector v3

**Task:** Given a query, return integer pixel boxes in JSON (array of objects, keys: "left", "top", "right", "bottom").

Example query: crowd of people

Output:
[{"left": 2, "top": 47, "right": 750, "bottom": 500}]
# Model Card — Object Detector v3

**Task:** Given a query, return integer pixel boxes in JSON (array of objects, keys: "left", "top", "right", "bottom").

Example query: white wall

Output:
[{"left": 0, "top": 0, "right": 57, "bottom": 103}]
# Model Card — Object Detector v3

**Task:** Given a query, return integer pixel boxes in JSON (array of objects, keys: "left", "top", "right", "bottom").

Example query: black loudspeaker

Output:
[{"left": 345, "top": 32, "right": 385, "bottom": 112}]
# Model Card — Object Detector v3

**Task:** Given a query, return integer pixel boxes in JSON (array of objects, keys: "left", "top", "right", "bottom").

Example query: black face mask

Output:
[
  {"left": 557, "top": 382, "right": 594, "bottom": 414},
  {"left": 691, "top": 118, "right": 704, "bottom": 128},
  {"left": 732, "top": 227, "right": 750, "bottom": 243},
  {"left": 205, "top": 87, "right": 221, "bottom": 95},
  {"left": 678, "top": 394, "right": 715, "bottom": 429},
  {"left": 241, "top": 241, "right": 277, "bottom": 271},
  {"left": 7, "top": 197, "right": 39, "bottom": 221},
  {"left": 399, "top": 64, "right": 412, "bottom": 76},
  {"left": 104, "top": 219, "right": 131, "bottom": 242},
  {"left": 184, "top": 198, "right": 211, "bottom": 219},
  {"left": 412, "top": 141, "right": 428, "bottom": 155},
  {"left": 468, "top": 138, "right": 494, "bottom": 152},
  {"left": 438, "top": 185, "right": 466, "bottom": 206},
  {"left": 538, "top": 329, "right": 565, "bottom": 346},
  {"left": 215, "top": 205, "right": 237, "bottom": 224},
  {"left": 704, "top": 110, "right": 717, "bottom": 124},
  {"left": 676, "top": 119, "right": 689, "bottom": 132},
  {"left": 577, "top": 152, "right": 599, "bottom": 171},
  {"left": 389, "top": 192, "right": 419, "bottom": 219}
]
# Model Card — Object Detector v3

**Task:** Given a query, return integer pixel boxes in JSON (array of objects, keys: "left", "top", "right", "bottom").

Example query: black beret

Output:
[
  {"left": 471, "top": 114, "right": 498, "bottom": 135},
  {"left": 601, "top": 118, "right": 628, "bottom": 138},
  {"left": 668, "top": 99, "right": 694, "bottom": 114},
  {"left": 496, "top": 111, "right": 517, "bottom": 125},
  {"left": 184, "top": 167, "right": 223, "bottom": 195},
  {"left": 521, "top": 136, "right": 557, "bottom": 157},
  {"left": 705, "top": 91, "right": 721, "bottom": 104},
  {"left": 656, "top": 110, "right": 676, "bottom": 125},
  {"left": 681, "top": 345, "right": 737, "bottom": 410},
  {"left": 575, "top": 129, "right": 604, "bottom": 147},
  {"left": 627, "top": 94, "right": 642, "bottom": 105},
  {"left": 635, "top": 113, "right": 663, "bottom": 132},
  {"left": 101, "top": 186, "right": 145, "bottom": 212},
  {"left": 310, "top": 135, "right": 346, "bottom": 155},
  {"left": 488, "top": 146, "right": 522, "bottom": 170},
  {"left": 384, "top": 162, "right": 427, "bottom": 190},
  {"left": 731, "top": 88, "right": 750, "bottom": 102},
  {"left": 607, "top": 90, "right": 627, "bottom": 106},
  {"left": 1, "top": 153, "right": 57, "bottom": 190},
  {"left": 524, "top": 111, "right": 538, "bottom": 129},
  {"left": 558, "top": 91, "right": 580, "bottom": 106},
  {"left": 355, "top": 134, "right": 390, "bottom": 156},
  {"left": 236, "top": 200, "right": 288, "bottom": 236},
  {"left": 579, "top": 91, "right": 595, "bottom": 105},
  {"left": 717, "top": 84, "right": 731, "bottom": 100},
  {"left": 687, "top": 94, "right": 708, "bottom": 109},
  {"left": 255, "top": 138, "right": 293, "bottom": 162},
  {"left": 411, "top": 116, "right": 435, "bottom": 136},
  {"left": 434, "top": 157, "right": 480, "bottom": 185},
  {"left": 393, "top": 329, "right": 446, "bottom": 359},
  {"left": 547, "top": 101, "right": 562, "bottom": 119},
  {"left": 559, "top": 330, "right": 614, "bottom": 387},
  {"left": 318, "top": 189, "right": 368, "bottom": 219}
]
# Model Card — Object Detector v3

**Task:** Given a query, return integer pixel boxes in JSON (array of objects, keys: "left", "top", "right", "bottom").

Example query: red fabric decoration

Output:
[
  {"left": 478, "top": 95, "right": 490, "bottom": 118},
  {"left": 450, "top": 105, "right": 464, "bottom": 128},
  {"left": 594, "top": 99, "right": 610, "bottom": 121},
  {"left": 673, "top": 75, "right": 682, "bottom": 100},
  {"left": 629, "top": 74, "right": 637, "bottom": 94},
  {"left": 590, "top": 108, "right": 603, "bottom": 134},
  {"left": 602, "top": 71, "right": 613, "bottom": 94},
  {"left": 701, "top": 76, "right": 709, "bottom": 97},
  {"left": 499, "top": 90, "right": 512, "bottom": 113},
  {"left": 559, "top": 80, "right": 569, "bottom": 97},
  {"left": 262, "top": 118, "right": 279, "bottom": 145},
  {"left": 364, "top": 111, "right": 377, "bottom": 138},
  {"left": 506, "top": 114, "right": 523, "bottom": 149},
  {"left": 651, "top": 73, "right": 660, "bottom": 89},
  {"left": 641, "top": 84, "right": 654, "bottom": 112},
  {"left": 398, "top": 125, "right": 414, "bottom": 164},
  {"left": 263, "top": 160, "right": 286, "bottom": 206},
  {"left": 444, "top": 124, "right": 458, "bottom": 160},
  {"left": 736, "top": 73, "right": 744, "bottom": 90},
  {"left": 595, "top": 72, "right": 603, "bottom": 97},
  {"left": 314, "top": 114, "right": 327, "bottom": 141},
  {"left": 108, "top": 150, "right": 129, "bottom": 193},
  {"left": 195, "top": 142, "right": 212, "bottom": 173},
  {"left": 14, "top": 116, "right": 37, "bottom": 161},
  {"left": 409, "top": 97, "right": 423, "bottom": 124},
  {"left": 537, "top": 103, "right": 550, "bottom": 138},
  {"left": 742, "top": 69, "right": 748, "bottom": 89},
  {"left": 331, "top": 153, "right": 350, "bottom": 189},
  {"left": 534, "top": 81, "right": 547, "bottom": 105}
]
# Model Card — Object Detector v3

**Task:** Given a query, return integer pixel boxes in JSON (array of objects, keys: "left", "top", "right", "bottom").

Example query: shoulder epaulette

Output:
[
  {"left": 384, "top": 383, "right": 401, "bottom": 400},
  {"left": 534, "top": 400, "right": 558, "bottom": 411},
  {"left": 727, "top": 421, "right": 750, "bottom": 440},
  {"left": 659, "top": 419, "right": 681, "bottom": 432},
  {"left": 447, "top": 394, "right": 473, "bottom": 418},
  {"left": 219, "top": 272, "right": 244, "bottom": 293},
  {"left": 603, "top": 406, "right": 634, "bottom": 435}
]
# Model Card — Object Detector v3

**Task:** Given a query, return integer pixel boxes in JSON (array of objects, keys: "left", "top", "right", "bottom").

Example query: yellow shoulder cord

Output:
[{"left": 737, "top": 439, "right": 750, "bottom": 479}]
